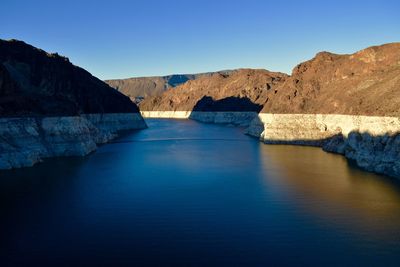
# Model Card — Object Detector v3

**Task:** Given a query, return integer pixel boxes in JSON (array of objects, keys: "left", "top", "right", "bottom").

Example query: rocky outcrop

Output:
[
  {"left": 323, "top": 132, "right": 400, "bottom": 178},
  {"left": 0, "top": 113, "right": 146, "bottom": 169},
  {"left": 260, "top": 43, "right": 400, "bottom": 116},
  {"left": 105, "top": 71, "right": 232, "bottom": 102},
  {"left": 247, "top": 114, "right": 400, "bottom": 178},
  {"left": 138, "top": 42, "right": 400, "bottom": 178},
  {"left": 139, "top": 69, "right": 287, "bottom": 112},
  {"left": 246, "top": 43, "right": 400, "bottom": 178},
  {"left": 139, "top": 69, "right": 288, "bottom": 126},
  {"left": 0, "top": 39, "right": 147, "bottom": 169},
  {"left": 248, "top": 114, "right": 400, "bottom": 143}
]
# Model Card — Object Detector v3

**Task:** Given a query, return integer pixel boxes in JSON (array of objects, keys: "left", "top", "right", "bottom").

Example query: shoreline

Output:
[
  {"left": 142, "top": 111, "right": 400, "bottom": 178},
  {"left": 0, "top": 113, "right": 147, "bottom": 169}
]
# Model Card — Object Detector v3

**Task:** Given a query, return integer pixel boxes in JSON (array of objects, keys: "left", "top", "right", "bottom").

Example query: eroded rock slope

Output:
[{"left": 0, "top": 39, "right": 146, "bottom": 169}]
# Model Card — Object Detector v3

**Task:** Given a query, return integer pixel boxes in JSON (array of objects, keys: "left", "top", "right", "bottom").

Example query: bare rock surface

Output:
[
  {"left": 139, "top": 69, "right": 288, "bottom": 112},
  {"left": 262, "top": 43, "right": 400, "bottom": 116},
  {"left": 0, "top": 113, "right": 146, "bottom": 169},
  {"left": 0, "top": 39, "right": 146, "bottom": 169}
]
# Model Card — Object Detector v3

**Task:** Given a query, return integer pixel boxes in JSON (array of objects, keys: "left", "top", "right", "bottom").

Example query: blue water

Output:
[{"left": 1, "top": 119, "right": 400, "bottom": 266}]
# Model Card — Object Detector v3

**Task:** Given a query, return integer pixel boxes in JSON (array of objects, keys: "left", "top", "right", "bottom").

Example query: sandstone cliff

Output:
[{"left": 0, "top": 39, "right": 147, "bottom": 169}]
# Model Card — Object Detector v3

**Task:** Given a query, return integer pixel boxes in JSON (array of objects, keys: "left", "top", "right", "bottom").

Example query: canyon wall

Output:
[
  {"left": 0, "top": 113, "right": 146, "bottom": 169},
  {"left": 0, "top": 39, "right": 147, "bottom": 169},
  {"left": 132, "top": 42, "right": 400, "bottom": 178}
]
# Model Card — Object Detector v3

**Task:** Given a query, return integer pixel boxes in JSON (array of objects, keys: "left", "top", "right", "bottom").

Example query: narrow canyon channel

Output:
[{"left": 1, "top": 119, "right": 400, "bottom": 266}]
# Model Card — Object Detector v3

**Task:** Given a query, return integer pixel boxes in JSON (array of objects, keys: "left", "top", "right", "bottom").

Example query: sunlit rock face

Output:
[
  {"left": 260, "top": 43, "right": 400, "bottom": 116},
  {"left": 243, "top": 42, "right": 400, "bottom": 178},
  {"left": 139, "top": 69, "right": 288, "bottom": 112}
]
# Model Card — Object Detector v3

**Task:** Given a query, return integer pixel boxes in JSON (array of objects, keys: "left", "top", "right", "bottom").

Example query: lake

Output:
[{"left": 1, "top": 119, "right": 400, "bottom": 266}]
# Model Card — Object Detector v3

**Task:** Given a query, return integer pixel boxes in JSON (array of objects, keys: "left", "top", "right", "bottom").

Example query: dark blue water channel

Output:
[{"left": 1, "top": 119, "right": 400, "bottom": 266}]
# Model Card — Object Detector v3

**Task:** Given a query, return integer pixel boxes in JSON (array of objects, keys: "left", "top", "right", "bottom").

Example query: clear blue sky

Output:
[{"left": 1, "top": 0, "right": 399, "bottom": 79}]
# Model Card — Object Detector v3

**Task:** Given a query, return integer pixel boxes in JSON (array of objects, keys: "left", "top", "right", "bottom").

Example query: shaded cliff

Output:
[
  {"left": 105, "top": 71, "right": 232, "bottom": 101},
  {"left": 139, "top": 69, "right": 288, "bottom": 112},
  {"left": 0, "top": 39, "right": 139, "bottom": 116},
  {"left": 0, "top": 39, "right": 146, "bottom": 169}
]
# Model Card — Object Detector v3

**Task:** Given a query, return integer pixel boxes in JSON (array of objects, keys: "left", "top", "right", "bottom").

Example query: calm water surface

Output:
[{"left": 1, "top": 119, "right": 400, "bottom": 266}]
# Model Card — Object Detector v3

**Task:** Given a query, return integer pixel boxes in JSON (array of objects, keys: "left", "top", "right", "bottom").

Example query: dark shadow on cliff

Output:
[
  {"left": 259, "top": 130, "right": 400, "bottom": 179},
  {"left": 192, "top": 96, "right": 263, "bottom": 112}
]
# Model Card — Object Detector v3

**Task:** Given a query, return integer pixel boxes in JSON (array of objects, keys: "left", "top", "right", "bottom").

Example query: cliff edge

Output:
[
  {"left": 248, "top": 42, "right": 400, "bottom": 178},
  {"left": 0, "top": 39, "right": 147, "bottom": 169}
]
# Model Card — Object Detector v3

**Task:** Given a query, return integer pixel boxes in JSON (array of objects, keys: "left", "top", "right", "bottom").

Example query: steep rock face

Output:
[
  {"left": 139, "top": 69, "right": 287, "bottom": 125},
  {"left": 105, "top": 71, "right": 232, "bottom": 101},
  {"left": 248, "top": 43, "right": 400, "bottom": 178},
  {"left": 324, "top": 132, "right": 400, "bottom": 178},
  {"left": 261, "top": 43, "right": 400, "bottom": 116},
  {"left": 0, "top": 39, "right": 147, "bottom": 169},
  {"left": 0, "top": 39, "right": 139, "bottom": 116},
  {"left": 140, "top": 69, "right": 288, "bottom": 112}
]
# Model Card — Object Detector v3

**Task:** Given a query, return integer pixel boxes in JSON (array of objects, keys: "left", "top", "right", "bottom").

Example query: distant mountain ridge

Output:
[{"left": 105, "top": 70, "right": 233, "bottom": 102}]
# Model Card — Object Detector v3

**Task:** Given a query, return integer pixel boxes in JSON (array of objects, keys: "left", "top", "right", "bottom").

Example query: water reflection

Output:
[
  {"left": 259, "top": 145, "right": 400, "bottom": 240},
  {"left": 1, "top": 119, "right": 400, "bottom": 265}
]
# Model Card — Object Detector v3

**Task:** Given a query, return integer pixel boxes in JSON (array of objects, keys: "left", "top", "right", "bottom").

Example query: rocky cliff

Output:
[
  {"left": 261, "top": 43, "right": 400, "bottom": 116},
  {"left": 247, "top": 42, "right": 400, "bottom": 178},
  {"left": 139, "top": 69, "right": 288, "bottom": 125},
  {"left": 139, "top": 43, "right": 400, "bottom": 178},
  {"left": 0, "top": 39, "right": 147, "bottom": 169}
]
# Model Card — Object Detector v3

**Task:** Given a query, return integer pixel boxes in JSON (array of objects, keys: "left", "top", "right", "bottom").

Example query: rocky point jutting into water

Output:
[
  {"left": 138, "top": 43, "right": 400, "bottom": 178},
  {"left": 0, "top": 39, "right": 147, "bottom": 169}
]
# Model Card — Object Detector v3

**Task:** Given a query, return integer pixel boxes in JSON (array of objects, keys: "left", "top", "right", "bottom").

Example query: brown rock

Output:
[
  {"left": 262, "top": 42, "right": 400, "bottom": 116},
  {"left": 139, "top": 43, "right": 400, "bottom": 117},
  {"left": 139, "top": 69, "right": 288, "bottom": 111},
  {"left": 105, "top": 71, "right": 232, "bottom": 101}
]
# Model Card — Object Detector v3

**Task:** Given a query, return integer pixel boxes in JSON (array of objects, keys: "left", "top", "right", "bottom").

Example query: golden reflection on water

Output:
[{"left": 259, "top": 145, "right": 400, "bottom": 239}]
